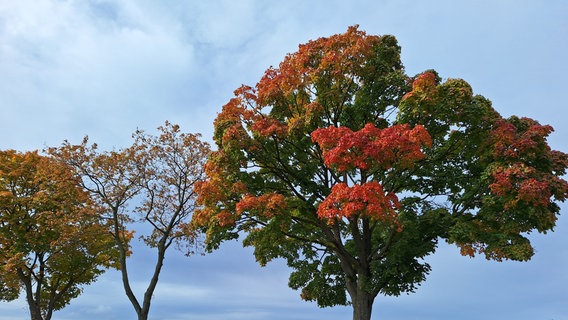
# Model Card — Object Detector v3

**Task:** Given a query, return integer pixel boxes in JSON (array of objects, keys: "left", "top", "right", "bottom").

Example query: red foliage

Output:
[
  {"left": 317, "top": 182, "right": 400, "bottom": 224},
  {"left": 487, "top": 117, "right": 568, "bottom": 211},
  {"left": 311, "top": 123, "right": 431, "bottom": 172},
  {"left": 491, "top": 118, "right": 554, "bottom": 159},
  {"left": 489, "top": 164, "right": 551, "bottom": 208},
  {"left": 255, "top": 25, "right": 380, "bottom": 105}
]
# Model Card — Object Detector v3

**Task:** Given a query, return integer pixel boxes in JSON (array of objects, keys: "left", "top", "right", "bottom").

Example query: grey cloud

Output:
[{"left": 0, "top": 1, "right": 567, "bottom": 319}]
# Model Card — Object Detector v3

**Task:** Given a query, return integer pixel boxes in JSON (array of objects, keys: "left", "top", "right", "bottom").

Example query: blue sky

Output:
[{"left": 1, "top": 1, "right": 567, "bottom": 319}]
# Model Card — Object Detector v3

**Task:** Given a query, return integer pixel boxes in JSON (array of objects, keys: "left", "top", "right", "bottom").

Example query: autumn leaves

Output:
[
  {"left": 311, "top": 123, "right": 430, "bottom": 224},
  {"left": 0, "top": 150, "right": 118, "bottom": 320},
  {"left": 2, "top": 25, "right": 567, "bottom": 320},
  {"left": 1, "top": 122, "right": 211, "bottom": 320},
  {"left": 190, "top": 25, "right": 568, "bottom": 320}
]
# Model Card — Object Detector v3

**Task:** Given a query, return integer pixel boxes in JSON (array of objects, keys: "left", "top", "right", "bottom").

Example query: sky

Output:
[{"left": 0, "top": 0, "right": 567, "bottom": 319}]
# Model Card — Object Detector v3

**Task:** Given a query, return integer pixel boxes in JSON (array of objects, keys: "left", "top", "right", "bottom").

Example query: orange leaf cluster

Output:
[
  {"left": 489, "top": 164, "right": 551, "bottom": 208},
  {"left": 213, "top": 87, "right": 256, "bottom": 147},
  {"left": 193, "top": 152, "right": 248, "bottom": 228},
  {"left": 456, "top": 242, "right": 485, "bottom": 258},
  {"left": 236, "top": 193, "right": 287, "bottom": 218},
  {"left": 249, "top": 117, "right": 288, "bottom": 138},
  {"left": 317, "top": 182, "right": 400, "bottom": 223},
  {"left": 402, "top": 72, "right": 438, "bottom": 101},
  {"left": 256, "top": 25, "right": 379, "bottom": 105},
  {"left": 311, "top": 123, "right": 431, "bottom": 172}
]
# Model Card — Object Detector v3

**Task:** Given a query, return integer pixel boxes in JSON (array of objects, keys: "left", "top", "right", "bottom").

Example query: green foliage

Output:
[
  {"left": 193, "top": 26, "right": 568, "bottom": 318},
  {"left": 0, "top": 150, "right": 119, "bottom": 319}
]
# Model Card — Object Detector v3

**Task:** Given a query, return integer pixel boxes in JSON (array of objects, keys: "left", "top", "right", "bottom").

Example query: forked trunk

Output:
[
  {"left": 138, "top": 311, "right": 149, "bottom": 320},
  {"left": 119, "top": 229, "right": 168, "bottom": 320}
]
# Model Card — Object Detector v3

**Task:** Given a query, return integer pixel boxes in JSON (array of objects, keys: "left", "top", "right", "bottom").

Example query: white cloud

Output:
[
  {"left": 0, "top": 0, "right": 197, "bottom": 150},
  {"left": 187, "top": 0, "right": 259, "bottom": 48},
  {"left": 153, "top": 281, "right": 212, "bottom": 301},
  {"left": 0, "top": 1, "right": 567, "bottom": 319}
]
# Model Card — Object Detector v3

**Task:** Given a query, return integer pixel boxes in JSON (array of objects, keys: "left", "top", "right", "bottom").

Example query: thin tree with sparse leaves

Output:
[{"left": 50, "top": 122, "right": 210, "bottom": 320}]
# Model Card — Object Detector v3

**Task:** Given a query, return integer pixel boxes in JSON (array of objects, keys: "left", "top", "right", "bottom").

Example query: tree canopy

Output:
[
  {"left": 192, "top": 26, "right": 568, "bottom": 320},
  {"left": 50, "top": 122, "right": 210, "bottom": 320},
  {"left": 0, "top": 150, "right": 118, "bottom": 320}
]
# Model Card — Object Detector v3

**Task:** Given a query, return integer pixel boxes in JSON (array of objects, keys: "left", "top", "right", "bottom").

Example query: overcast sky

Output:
[{"left": 1, "top": 1, "right": 567, "bottom": 319}]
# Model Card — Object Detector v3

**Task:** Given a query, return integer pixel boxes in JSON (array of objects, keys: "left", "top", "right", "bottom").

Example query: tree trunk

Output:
[
  {"left": 346, "top": 272, "right": 375, "bottom": 320},
  {"left": 27, "top": 303, "right": 43, "bottom": 320},
  {"left": 17, "top": 268, "right": 43, "bottom": 320},
  {"left": 118, "top": 234, "right": 169, "bottom": 320},
  {"left": 138, "top": 239, "right": 168, "bottom": 320},
  {"left": 138, "top": 310, "right": 149, "bottom": 320},
  {"left": 351, "top": 289, "right": 374, "bottom": 320},
  {"left": 344, "top": 218, "right": 376, "bottom": 320},
  {"left": 118, "top": 240, "right": 142, "bottom": 317},
  {"left": 25, "top": 295, "right": 43, "bottom": 320}
]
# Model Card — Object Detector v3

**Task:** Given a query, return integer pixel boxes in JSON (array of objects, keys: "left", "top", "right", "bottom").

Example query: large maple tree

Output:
[
  {"left": 192, "top": 26, "right": 568, "bottom": 320},
  {"left": 0, "top": 150, "right": 118, "bottom": 320}
]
